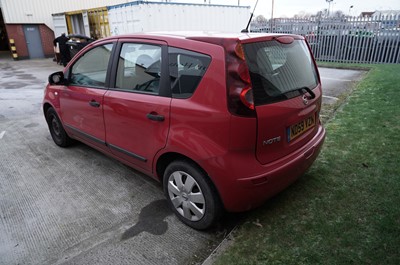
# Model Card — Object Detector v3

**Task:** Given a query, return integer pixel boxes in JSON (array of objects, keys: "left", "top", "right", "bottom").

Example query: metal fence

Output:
[{"left": 250, "top": 15, "right": 400, "bottom": 64}]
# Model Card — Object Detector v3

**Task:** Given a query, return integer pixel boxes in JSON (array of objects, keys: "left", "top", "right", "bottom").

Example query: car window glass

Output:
[
  {"left": 168, "top": 47, "right": 211, "bottom": 99},
  {"left": 262, "top": 46, "right": 286, "bottom": 70},
  {"left": 115, "top": 43, "right": 162, "bottom": 95},
  {"left": 244, "top": 40, "right": 318, "bottom": 105},
  {"left": 70, "top": 43, "right": 114, "bottom": 88}
]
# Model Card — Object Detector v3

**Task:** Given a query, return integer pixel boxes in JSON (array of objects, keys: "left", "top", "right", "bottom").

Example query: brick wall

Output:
[
  {"left": 5, "top": 24, "right": 28, "bottom": 59},
  {"left": 39, "top": 24, "right": 55, "bottom": 58},
  {"left": 5, "top": 24, "right": 55, "bottom": 59}
]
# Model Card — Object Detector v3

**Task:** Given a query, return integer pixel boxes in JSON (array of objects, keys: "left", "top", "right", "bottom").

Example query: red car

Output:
[{"left": 43, "top": 32, "right": 325, "bottom": 229}]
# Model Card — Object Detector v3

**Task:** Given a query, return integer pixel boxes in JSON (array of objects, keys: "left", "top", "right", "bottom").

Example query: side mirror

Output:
[{"left": 48, "top": 71, "right": 66, "bottom": 85}]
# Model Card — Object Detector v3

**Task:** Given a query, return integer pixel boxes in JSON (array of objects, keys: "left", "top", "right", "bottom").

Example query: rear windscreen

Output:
[{"left": 243, "top": 39, "right": 319, "bottom": 105}]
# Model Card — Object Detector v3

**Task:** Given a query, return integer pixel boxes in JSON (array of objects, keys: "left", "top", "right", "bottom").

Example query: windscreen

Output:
[{"left": 243, "top": 39, "right": 318, "bottom": 105}]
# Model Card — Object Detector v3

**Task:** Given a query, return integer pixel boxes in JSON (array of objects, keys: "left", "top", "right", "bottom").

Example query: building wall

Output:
[
  {"left": 5, "top": 24, "right": 28, "bottom": 58},
  {"left": 0, "top": 0, "right": 129, "bottom": 59},
  {"left": 0, "top": 0, "right": 130, "bottom": 31},
  {"left": 39, "top": 24, "right": 56, "bottom": 57},
  {"left": 0, "top": 0, "right": 251, "bottom": 59},
  {"left": 6, "top": 23, "right": 54, "bottom": 59},
  {"left": 108, "top": 2, "right": 250, "bottom": 35}
]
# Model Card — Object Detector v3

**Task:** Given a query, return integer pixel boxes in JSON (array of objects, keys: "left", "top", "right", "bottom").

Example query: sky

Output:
[{"left": 168, "top": 0, "right": 400, "bottom": 18}]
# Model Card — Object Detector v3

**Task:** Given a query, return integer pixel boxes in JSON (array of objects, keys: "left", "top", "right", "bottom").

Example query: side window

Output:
[
  {"left": 115, "top": 43, "right": 162, "bottom": 95},
  {"left": 168, "top": 47, "right": 211, "bottom": 98},
  {"left": 70, "top": 43, "right": 114, "bottom": 88}
]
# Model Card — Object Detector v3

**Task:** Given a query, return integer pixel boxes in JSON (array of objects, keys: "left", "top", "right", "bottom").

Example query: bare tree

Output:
[
  {"left": 293, "top": 11, "right": 312, "bottom": 19},
  {"left": 333, "top": 10, "right": 345, "bottom": 18},
  {"left": 255, "top": 15, "right": 267, "bottom": 23}
]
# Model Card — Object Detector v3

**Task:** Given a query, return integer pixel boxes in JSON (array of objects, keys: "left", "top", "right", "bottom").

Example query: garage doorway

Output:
[{"left": 0, "top": 8, "right": 9, "bottom": 51}]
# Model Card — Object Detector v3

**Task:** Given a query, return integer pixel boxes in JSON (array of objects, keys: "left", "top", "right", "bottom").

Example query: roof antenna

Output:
[{"left": 241, "top": 0, "right": 259, "bottom": 33}]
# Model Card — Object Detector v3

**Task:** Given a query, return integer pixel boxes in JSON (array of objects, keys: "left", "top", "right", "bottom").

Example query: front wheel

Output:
[
  {"left": 163, "top": 160, "right": 222, "bottom": 230},
  {"left": 45, "top": 107, "right": 73, "bottom": 147}
]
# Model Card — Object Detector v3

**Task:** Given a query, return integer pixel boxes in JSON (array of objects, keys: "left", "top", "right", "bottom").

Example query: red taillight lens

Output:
[
  {"left": 235, "top": 42, "right": 246, "bottom": 61},
  {"left": 225, "top": 40, "right": 255, "bottom": 117},
  {"left": 238, "top": 61, "right": 251, "bottom": 84},
  {"left": 240, "top": 86, "right": 254, "bottom": 110},
  {"left": 236, "top": 43, "right": 254, "bottom": 111}
]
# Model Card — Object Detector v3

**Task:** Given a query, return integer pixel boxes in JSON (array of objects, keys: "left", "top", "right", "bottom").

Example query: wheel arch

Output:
[
  {"left": 155, "top": 152, "right": 224, "bottom": 209},
  {"left": 43, "top": 102, "right": 53, "bottom": 117}
]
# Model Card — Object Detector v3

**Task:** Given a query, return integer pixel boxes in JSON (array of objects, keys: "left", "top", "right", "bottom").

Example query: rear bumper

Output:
[{"left": 212, "top": 124, "right": 326, "bottom": 212}]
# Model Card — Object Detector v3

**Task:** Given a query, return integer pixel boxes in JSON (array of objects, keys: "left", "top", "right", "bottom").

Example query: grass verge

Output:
[{"left": 213, "top": 64, "right": 400, "bottom": 265}]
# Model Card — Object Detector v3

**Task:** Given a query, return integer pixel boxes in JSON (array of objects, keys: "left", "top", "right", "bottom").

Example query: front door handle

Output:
[
  {"left": 146, "top": 113, "right": 164, "bottom": 121},
  {"left": 89, "top": 100, "right": 100, "bottom": 108}
]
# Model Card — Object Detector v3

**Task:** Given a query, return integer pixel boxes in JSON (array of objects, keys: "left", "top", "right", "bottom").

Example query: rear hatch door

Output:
[{"left": 243, "top": 36, "right": 321, "bottom": 164}]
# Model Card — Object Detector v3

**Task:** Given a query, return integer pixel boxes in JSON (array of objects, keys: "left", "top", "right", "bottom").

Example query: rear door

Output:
[
  {"left": 103, "top": 40, "right": 170, "bottom": 173},
  {"left": 243, "top": 37, "right": 322, "bottom": 164}
]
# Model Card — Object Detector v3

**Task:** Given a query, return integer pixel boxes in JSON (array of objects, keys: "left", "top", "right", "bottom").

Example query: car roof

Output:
[{"left": 102, "top": 31, "right": 304, "bottom": 44}]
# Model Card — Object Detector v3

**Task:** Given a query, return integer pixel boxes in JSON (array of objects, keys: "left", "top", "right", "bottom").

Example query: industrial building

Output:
[{"left": 0, "top": 0, "right": 249, "bottom": 60}]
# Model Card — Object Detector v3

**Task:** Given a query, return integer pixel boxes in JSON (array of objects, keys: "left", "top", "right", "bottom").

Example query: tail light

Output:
[
  {"left": 240, "top": 87, "right": 254, "bottom": 110},
  {"left": 225, "top": 40, "right": 255, "bottom": 117}
]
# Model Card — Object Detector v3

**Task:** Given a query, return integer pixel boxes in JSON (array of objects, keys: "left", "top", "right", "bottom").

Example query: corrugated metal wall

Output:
[
  {"left": 108, "top": 2, "right": 250, "bottom": 35},
  {"left": 0, "top": 0, "right": 129, "bottom": 31}
]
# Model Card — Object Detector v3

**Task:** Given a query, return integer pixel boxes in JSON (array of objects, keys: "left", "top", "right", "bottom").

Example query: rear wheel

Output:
[
  {"left": 163, "top": 160, "right": 222, "bottom": 230},
  {"left": 45, "top": 107, "right": 73, "bottom": 147}
]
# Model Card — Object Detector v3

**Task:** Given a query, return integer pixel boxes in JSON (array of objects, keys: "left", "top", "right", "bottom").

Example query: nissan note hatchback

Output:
[{"left": 43, "top": 32, "right": 326, "bottom": 229}]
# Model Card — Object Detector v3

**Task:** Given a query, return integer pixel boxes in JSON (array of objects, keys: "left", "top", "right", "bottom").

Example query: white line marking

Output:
[
  {"left": 0, "top": 131, "right": 5, "bottom": 139},
  {"left": 323, "top": 95, "right": 339, "bottom": 100},
  {"left": 320, "top": 77, "right": 353, "bottom": 82}
]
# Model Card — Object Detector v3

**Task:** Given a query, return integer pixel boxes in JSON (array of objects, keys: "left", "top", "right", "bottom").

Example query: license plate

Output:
[{"left": 287, "top": 114, "right": 316, "bottom": 142}]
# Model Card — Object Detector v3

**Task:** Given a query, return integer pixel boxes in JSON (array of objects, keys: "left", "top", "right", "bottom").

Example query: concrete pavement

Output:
[
  {"left": 0, "top": 57, "right": 226, "bottom": 265},
  {"left": 0, "top": 56, "right": 366, "bottom": 265},
  {"left": 319, "top": 67, "right": 366, "bottom": 104}
]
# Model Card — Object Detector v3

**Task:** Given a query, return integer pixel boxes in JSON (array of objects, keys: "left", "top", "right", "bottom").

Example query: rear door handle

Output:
[
  {"left": 89, "top": 100, "right": 100, "bottom": 108},
  {"left": 146, "top": 113, "right": 164, "bottom": 121}
]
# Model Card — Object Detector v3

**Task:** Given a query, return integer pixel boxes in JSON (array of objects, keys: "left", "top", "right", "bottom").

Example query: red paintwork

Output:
[
  {"left": 43, "top": 32, "right": 326, "bottom": 213},
  {"left": 60, "top": 86, "right": 107, "bottom": 149},
  {"left": 255, "top": 86, "right": 322, "bottom": 165},
  {"left": 103, "top": 90, "right": 171, "bottom": 173}
]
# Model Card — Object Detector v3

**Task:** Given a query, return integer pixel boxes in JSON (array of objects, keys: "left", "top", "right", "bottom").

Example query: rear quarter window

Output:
[{"left": 168, "top": 47, "right": 211, "bottom": 98}]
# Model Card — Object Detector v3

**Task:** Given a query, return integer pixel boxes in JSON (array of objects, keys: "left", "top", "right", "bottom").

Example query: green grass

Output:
[{"left": 213, "top": 64, "right": 400, "bottom": 265}]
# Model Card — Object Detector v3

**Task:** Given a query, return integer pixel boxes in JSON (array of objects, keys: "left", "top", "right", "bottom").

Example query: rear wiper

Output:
[{"left": 284, "top": 86, "right": 316, "bottom": 99}]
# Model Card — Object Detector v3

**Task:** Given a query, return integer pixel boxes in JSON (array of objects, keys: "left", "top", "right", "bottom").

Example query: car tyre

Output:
[
  {"left": 45, "top": 107, "right": 73, "bottom": 147},
  {"left": 163, "top": 160, "right": 222, "bottom": 230}
]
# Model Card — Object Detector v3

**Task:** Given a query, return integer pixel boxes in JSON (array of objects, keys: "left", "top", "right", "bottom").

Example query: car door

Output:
[
  {"left": 103, "top": 40, "right": 171, "bottom": 174},
  {"left": 60, "top": 42, "right": 115, "bottom": 150}
]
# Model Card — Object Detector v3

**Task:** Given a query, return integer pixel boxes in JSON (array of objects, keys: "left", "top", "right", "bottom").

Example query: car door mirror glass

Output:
[{"left": 48, "top": 71, "right": 66, "bottom": 85}]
